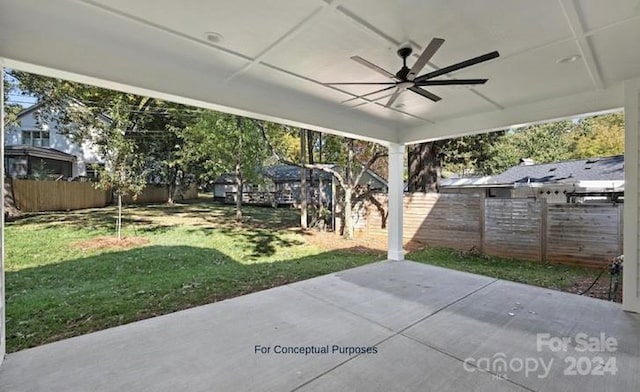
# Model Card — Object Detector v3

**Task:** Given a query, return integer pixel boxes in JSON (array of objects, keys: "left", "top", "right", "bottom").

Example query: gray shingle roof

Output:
[
  {"left": 214, "top": 163, "right": 388, "bottom": 186},
  {"left": 489, "top": 155, "right": 624, "bottom": 185},
  {"left": 263, "top": 164, "right": 334, "bottom": 182},
  {"left": 214, "top": 164, "right": 334, "bottom": 184},
  {"left": 4, "top": 145, "right": 77, "bottom": 162}
]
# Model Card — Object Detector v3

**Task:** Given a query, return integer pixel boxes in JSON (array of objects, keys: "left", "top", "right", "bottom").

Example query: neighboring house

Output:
[
  {"left": 437, "top": 176, "right": 491, "bottom": 191},
  {"left": 441, "top": 156, "right": 624, "bottom": 203},
  {"left": 4, "top": 102, "right": 105, "bottom": 179},
  {"left": 4, "top": 145, "right": 77, "bottom": 179},
  {"left": 213, "top": 164, "right": 388, "bottom": 206}
]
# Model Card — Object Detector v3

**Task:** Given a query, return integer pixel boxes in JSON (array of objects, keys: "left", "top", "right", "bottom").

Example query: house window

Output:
[
  {"left": 22, "top": 130, "right": 50, "bottom": 147},
  {"left": 85, "top": 163, "right": 104, "bottom": 180}
]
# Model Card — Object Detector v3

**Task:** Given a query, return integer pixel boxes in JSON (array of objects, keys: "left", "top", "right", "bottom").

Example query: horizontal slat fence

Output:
[
  {"left": 357, "top": 192, "right": 623, "bottom": 267},
  {"left": 546, "top": 204, "right": 623, "bottom": 266},
  {"left": 358, "top": 193, "right": 482, "bottom": 251},
  {"left": 483, "top": 199, "right": 543, "bottom": 261}
]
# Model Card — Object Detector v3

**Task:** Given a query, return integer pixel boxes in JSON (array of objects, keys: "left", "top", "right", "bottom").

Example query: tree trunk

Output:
[
  {"left": 235, "top": 117, "right": 243, "bottom": 222},
  {"left": 235, "top": 160, "right": 242, "bottom": 222},
  {"left": 167, "top": 167, "right": 178, "bottom": 205},
  {"left": 342, "top": 139, "right": 355, "bottom": 239},
  {"left": 307, "top": 129, "right": 317, "bottom": 223},
  {"left": 167, "top": 182, "right": 175, "bottom": 205},
  {"left": 408, "top": 142, "right": 441, "bottom": 193},
  {"left": 300, "top": 128, "right": 308, "bottom": 229},
  {"left": 117, "top": 193, "right": 122, "bottom": 240},
  {"left": 343, "top": 187, "right": 353, "bottom": 239}
]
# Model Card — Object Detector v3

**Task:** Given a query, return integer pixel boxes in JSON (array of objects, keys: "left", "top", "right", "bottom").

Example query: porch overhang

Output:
[
  {"left": 1, "top": 1, "right": 640, "bottom": 365},
  {"left": 1, "top": 0, "right": 638, "bottom": 145}
]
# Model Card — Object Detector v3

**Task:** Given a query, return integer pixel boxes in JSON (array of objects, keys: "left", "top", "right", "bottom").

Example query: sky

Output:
[{"left": 4, "top": 69, "right": 37, "bottom": 108}]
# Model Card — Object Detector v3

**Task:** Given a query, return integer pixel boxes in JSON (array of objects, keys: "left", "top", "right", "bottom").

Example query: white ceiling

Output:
[{"left": 1, "top": 0, "right": 639, "bottom": 144}]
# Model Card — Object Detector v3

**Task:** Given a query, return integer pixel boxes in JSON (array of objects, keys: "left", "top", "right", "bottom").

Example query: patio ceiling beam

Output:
[
  {"left": 558, "top": 0, "right": 605, "bottom": 90},
  {"left": 225, "top": 0, "right": 346, "bottom": 83},
  {"left": 399, "top": 83, "right": 625, "bottom": 144},
  {"left": 3, "top": 58, "right": 398, "bottom": 146},
  {"left": 1, "top": 1, "right": 400, "bottom": 146}
]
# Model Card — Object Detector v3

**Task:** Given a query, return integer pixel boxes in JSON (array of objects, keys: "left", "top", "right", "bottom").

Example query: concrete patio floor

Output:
[{"left": 1, "top": 261, "right": 638, "bottom": 392}]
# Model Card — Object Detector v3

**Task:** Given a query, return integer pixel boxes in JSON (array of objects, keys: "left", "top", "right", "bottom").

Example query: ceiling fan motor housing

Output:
[{"left": 396, "top": 46, "right": 413, "bottom": 80}]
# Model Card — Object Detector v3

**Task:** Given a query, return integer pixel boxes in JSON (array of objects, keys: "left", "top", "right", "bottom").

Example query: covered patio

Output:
[{"left": 1, "top": 0, "right": 640, "bottom": 390}]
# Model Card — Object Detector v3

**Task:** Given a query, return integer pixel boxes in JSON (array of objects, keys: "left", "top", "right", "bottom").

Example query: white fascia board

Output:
[
  {"left": 576, "top": 180, "right": 624, "bottom": 191},
  {"left": 2, "top": 59, "right": 400, "bottom": 146},
  {"left": 400, "top": 84, "right": 626, "bottom": 144}
]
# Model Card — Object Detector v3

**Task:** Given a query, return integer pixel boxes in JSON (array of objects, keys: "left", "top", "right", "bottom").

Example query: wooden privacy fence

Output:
[
  {"left": 6, "top": 180, "right": 200, "bottom": 213},
  {"left": 356, "top": 193, "right": 623, "bottom": 267},
  {"left": 9, "top": 179, "right": 109, "bottom": 212},
  {"left": 123, "top": 184, "right": 199, "bottom": 204},
  {"left": 122, "top": 184, "right": 168, "bottom": 204}
]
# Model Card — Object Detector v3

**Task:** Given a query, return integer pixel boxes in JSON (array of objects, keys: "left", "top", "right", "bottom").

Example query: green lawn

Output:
[
  {"left": 5, "top": 200, "right": 607, "bottom": 353},
  {"left": 407, "top": 247, "right": 604, "bottom": 294},
  {"left": 5, "top": 200, "right": 382, "bottom": 352}
]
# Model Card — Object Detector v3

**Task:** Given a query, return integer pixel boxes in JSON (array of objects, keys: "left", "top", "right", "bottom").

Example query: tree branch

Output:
[
  {"left": 352, "top": 186, "right": 388, "bottom": 229},
  {"left": 353, "top": 149, "right": 387, "bottom": 186},
  {"left": 257, "top": 122, "right": 347, "bottom": 189}
]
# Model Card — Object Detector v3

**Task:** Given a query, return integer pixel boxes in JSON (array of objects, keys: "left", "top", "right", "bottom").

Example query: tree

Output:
[
  {"left": 179, "top": 112, "right": 268, "bottom": 222},
  {"left": 260, "top": 125, "right": 386, "bottom": 239},
  {"left": 7, "top": 70, "right": 198, "bottom": 201},
  {"left": 2, "top": 70, "right": 24, "bottom": 127},
  {"left": 299, "top": 128, "right": 308, "bottom": 229},
  {"left": 407, "top": 142, "right": 443, "bottom": 193},
  {"left": 442, "top": 132, "right": 505, "bottom": 176},
  {"left": 407, "top": 132, "right": 504, "bottom": 192},
  {"left": 94, "top": 132, "right": 147, "bottom": 240},
  {"left": 570, "top": 113, "right": 624, "bottom": 158},
  {"left": 481, "top": 120, "right": 576, "bottom": 174}
]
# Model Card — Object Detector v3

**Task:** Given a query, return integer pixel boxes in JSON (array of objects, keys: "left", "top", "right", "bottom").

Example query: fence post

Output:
[
  {"left": 479, "top": 192, "right": 485, "bottom": 254},
  {"left": 540, "top": 198, "right": 548, "bottom": 262}
]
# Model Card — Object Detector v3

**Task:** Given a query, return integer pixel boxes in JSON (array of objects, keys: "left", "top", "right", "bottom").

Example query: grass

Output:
[
  {"left": 407, "top": 247, "right": 604, "bottom": 292},
  {"left": 5, "top": 199, "right": 608, "bottom": 353},
  {"left": 5, "top": 200, "right": 382, "bottom": 352}
]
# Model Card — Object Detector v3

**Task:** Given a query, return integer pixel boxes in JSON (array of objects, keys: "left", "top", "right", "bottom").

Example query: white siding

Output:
[
  {"left": 6, "top": 105, "right": 104, "bottom": 177},
  {"left": 214, "top": 184, "right": 236, "bottom": 198}
]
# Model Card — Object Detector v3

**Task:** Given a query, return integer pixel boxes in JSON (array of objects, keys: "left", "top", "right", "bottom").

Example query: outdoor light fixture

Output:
[
  {"left": 204, "top": 32, "right": 224, "bottom": 44},
  {"left": 556, "top": 54, "right": 581, "bottom": 64}
]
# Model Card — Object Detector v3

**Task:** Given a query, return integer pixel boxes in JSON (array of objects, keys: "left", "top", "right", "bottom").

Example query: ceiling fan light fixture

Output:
[
  {"left": 204, "top": 31, "right": 224, "bottom": 44},
  {"left": 556, "top": 54, "right": 581, "bottom": 64}
]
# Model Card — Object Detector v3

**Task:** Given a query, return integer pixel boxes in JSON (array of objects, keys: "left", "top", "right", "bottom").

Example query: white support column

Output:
[
  {"left": 1, "top": 62, "right": 6, "bottom": 362},
  {"left": 623, "top": 79, "right": 640, "bottom": 313},
  {"left": 387, "top": 143, "right": 404, "bottom": 261}
]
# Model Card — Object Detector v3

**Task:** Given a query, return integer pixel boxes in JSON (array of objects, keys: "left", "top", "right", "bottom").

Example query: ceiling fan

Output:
[{"left": 327, "top": 38, "right": 499, "bottom": 108}]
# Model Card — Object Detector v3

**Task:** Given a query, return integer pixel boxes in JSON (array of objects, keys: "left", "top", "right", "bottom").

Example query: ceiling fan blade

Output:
[
  {"left": 326, "top": 82, "right": 397, "bottom": 85},
  {"left": 408, "top": 38, "right": 445, "bottom": 81},
  {"left": 408, "top": 86, "right": 441, "bottom": 102},
  {"left": 342, "top": 85, "right": 396, "bottom": 103},
  {"left": 414, "top": 51, "right": 500, "bottom": 82},
  {"left": 351, "top": 56, "right": 399, "bottom": 80},
  {"left": 414, "top": 78, "right": 488, "bottom": 86},
  {"left": 385, "top": 88, "right": 403, "bottom": 108}
]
